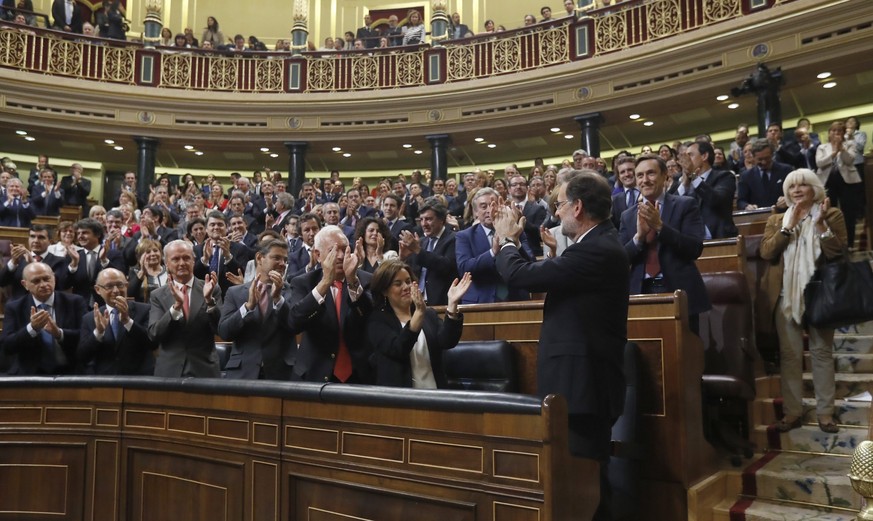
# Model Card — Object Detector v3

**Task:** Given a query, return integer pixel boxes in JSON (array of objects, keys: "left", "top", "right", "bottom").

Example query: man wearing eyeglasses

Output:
[
  {"left": 78, "top": 268, "right": 156, "bottom": 375},
  {"left": 507, "top": 173, "right": 547, "bottom": 256}
]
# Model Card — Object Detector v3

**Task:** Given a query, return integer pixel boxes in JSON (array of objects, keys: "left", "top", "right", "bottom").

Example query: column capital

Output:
[
  {"left": 425, "top": 134, "right": 451, "bottom": 145},
  {"left": 134, "top": 136, "right": 160, "bottom": 148},
  {"left": 573, "top": 112, "right": 604, "bottom": 127},
  {"left": 284, "top": 141, "right": 309, "bottom": 152}
]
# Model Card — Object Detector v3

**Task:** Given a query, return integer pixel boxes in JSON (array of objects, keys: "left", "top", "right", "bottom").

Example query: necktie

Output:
[
  {"left": 209, "top": 245, "right": 220, "bottom": 273},
  {"left": 181, "top": 285, "right": 190, "bottom": 320},
  {"left": 258, "top": 281, "right": 270, "bottom": 319},
  {"left": 13, "top": 198, "right": 20, "bottom": 227},
  {"left": 87, "top": 251, "right": 97, "bottom": 280},
  {"left": 332, "top": 280, "right": 353, "bottom": 382},
  {"left": 34, "top": 254, "right": 42, "bottom": 263},
  {"left": 626, "top": 189, "right": 636, "bottom": 208},
  {"left": 418, "top": 237, "right": 434, "bottom": 292},
  {"left": 37, "top": 303, "right": 56, "bottom": 367},
  {"left": 762, "top": 170, "right": 769, "bottom": 184},
  {"left": 644, "top": 202, "right": 661, "bottom": 278},
  {"left": 110, "top": 309, "right": 120, "bottom": 341}
]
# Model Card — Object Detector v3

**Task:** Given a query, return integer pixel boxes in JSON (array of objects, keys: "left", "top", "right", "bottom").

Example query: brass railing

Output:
[{"left": 0, "top": 0, "right": 797, "bottom": 94}]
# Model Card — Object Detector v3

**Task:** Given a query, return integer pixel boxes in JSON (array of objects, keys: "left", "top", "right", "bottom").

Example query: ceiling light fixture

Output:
[
  {"left": 15, "top": 130, "right": 27, "bottom": 136},
  {"left": 727, "top": 103, "right": 739, "bottom": 109},
  {"left": 822, "top": 82, "right": 837, "bottom": 89},
  {"left": 184, "top": 145, "right": 194, "bottom": 150},
  {"left": 113, "top": 146, "right": 123, "bottom": 151},
  {"left": 24, "top": 136, "right": 35, "bottom": 141},
  {"left": 716, "top": 95, "right": 729, "bottom": 101},
  {"left": 474, "top": 137, "right": 485, "bottom": 142},
  {"left": 817, "top": 72, "right": 832, "bottom": 79},
  {"left": 332, "top": 147, "right": 342, "bottom": 152},
  {"left": 260, "top": 147, "right": 270, "bottom": 152},
  {"left": 564, "top": 134, "right": 574, "bottom": 139},
  {"left": 104, "top": 139, "right": 115, "bottom": 145},
  {"left": 269, "top": 153, "right": 279, "bottom": 158},
  {"left": 487, "top": 144, "right": 497, "bottom": 148},
  {"left": 643, "top": 121, "right": 654, "bottom": 127},
  {"left": 195, "top": 151, "right": 204, "bottom": 156},
  {"left": 550, "top": 127, "right": 561, "bottom": 133},
  {"left": 402, "top": 144, "right": 412, "bottom": 148},
  {"left": 343, "top": 153, "right": 351, "bottom": 158},
  {"left": 629, "top": 114, "right": 641, "bottom": 120},
  {"left": 414, "top": 150, "right": 423, "bottom": 154}
]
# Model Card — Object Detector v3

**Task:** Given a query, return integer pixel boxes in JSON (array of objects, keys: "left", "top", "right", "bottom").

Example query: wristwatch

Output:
[
  {"left": 500, "top": 237, "right": 517, "bottom": 247},
  {"left": 779, "top": 227, "right": 793, "bottom": 237},
  {"left": 820, "top": 228, "right": 834, "bottom": 239}
]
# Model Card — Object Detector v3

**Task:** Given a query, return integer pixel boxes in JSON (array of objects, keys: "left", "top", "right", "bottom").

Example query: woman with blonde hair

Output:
[
  {"left": 758, "top": 168, "right": 847, "bottom": 433},
  {"left": 127, "top": 238, "right": 168, "bottom": 303},
  {"left": 816, "top": 120, "right": 862, "bottom": 247},
  {"left": 402, "top": 10, "right": 426, "bottom": 45}
]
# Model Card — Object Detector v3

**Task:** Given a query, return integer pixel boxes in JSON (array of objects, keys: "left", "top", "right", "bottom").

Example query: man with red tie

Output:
[
  {"left": 288, "top": 225, "right": 374, "bottom": 383},
  {"left": 618, "top": 155, "right": 710, "bottom": 334}
]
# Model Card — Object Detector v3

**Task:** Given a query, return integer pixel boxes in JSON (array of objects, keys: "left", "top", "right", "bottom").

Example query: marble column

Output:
[
  {"left": 284, "top": 141, "right": 308, "bottom": 198},
  {"left": 426, "top": 134, "right": 451, "bottom": 184},
  {"left": 574, "top": 112, "right": 604, "bottom": 158},
  {"left": 134, "top": 137, "right": 159, "bottom": 201}
]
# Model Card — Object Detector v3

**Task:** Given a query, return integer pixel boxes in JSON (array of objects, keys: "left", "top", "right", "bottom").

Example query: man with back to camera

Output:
[
  {"left": 288, "top": 225, "right": 374, "bottom": 384},
  {"left": 493, "top": 170, "right": 629, "bottom": 521},
  {"left": 148, "top": 240, "right": 223, "bottom": 377},
  {"left": 218, "top": 238, "right": 297, "bottom": 380}
]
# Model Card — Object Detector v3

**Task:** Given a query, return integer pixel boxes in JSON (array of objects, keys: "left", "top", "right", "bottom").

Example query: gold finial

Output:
[
  {"left": 293, "top": 0, "right": 309, "bottom": 23},
  {"left": 431, "top": 0, "right": 448, "bottom": 12},
  {"left": 144, "top": 0, "right": 162, "bottom": 16},
  {"left": 849, "top": 440, "right": 873, "bottom": 520}
]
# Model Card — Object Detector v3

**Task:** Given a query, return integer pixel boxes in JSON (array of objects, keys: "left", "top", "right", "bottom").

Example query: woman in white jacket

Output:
[{"left": 816, "top": 120, "right": 861, "bottom": 247}]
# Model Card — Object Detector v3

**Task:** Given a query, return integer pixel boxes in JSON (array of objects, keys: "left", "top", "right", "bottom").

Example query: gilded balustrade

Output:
[{"left": 0, "top": 0, "right": 794, "bottom": 94}]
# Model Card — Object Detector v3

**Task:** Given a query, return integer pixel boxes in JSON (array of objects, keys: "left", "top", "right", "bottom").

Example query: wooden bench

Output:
[
  {"left": 33, "top": 215, "right": 61, "bottom": 227},
  {"left": 733, "top": 207, "right": 774, "bottom": 237},
  {"left": 0, "top": 226, "right": 29, "bottom": 245},
  {"left": 698, "top": 235, "right": 746, "bottom": 274},
  {"left": 453, "top": 291, "right": 716, "bottom": 521}
]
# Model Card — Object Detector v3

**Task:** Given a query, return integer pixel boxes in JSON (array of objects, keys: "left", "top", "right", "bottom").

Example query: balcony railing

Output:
[{"left": 0, "top": 0, "right": 796, "bottom": 94}]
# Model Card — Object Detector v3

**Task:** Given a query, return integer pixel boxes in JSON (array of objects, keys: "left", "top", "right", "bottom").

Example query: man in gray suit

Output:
[
  {"left": 217, "top": 238, "right": 296, "bottom": 380},
  {"left": 148, "top": 240, "right": 222, "bottom": 377}
]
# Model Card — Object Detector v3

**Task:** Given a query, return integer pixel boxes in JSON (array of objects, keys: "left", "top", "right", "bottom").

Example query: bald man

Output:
[{"left": 78, "top": 268, "right": 156, "bottom": 375}]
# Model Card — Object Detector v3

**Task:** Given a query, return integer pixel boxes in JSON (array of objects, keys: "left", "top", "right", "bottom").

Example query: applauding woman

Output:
[{"left": 368, "top": 260, "right": 472, "bottom": 388}]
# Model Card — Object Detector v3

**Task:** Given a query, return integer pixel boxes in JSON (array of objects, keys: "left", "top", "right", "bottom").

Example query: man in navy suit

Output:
[
  {"left": 52, "top": 0, "right": 84, "bottom": 33},
  {"left": 0, "top": 178, "right": 35, "bottom": 228},
  {"left": 59, "top": 163, "right": 90, "bottom": 210},
  {"left": 66, "top": 218, "right": 127, "bottom": 304},
  {"left": 30, "top": 168, "right": 64, "bottom": 216},
  {"left": 676, "top": 140, "right": 737, "bottom": 238},
  {"left": 455, "top": 188, "right": 534, "bottom": 304},
  {"left": 0, "top": 224, "right": 67, "bottom": 301},
  {"left": 611, "top": 157, "right": 638, "bottom": 228},
  {"left": 494, "top": 171, "right": 629, "bottom": 521},
  {"left": 288, "top": 226, "right": 374, "bottom": 384},
  {"left": 381, "top": 194, "right": 413, "bottom": 251},
  {"left": 399, "top": 198, "right": 458, "bottom": 306},
  {"left": 286, "top": 212, "right": 321, "bottom": 280},
  {"left": 193, "top": 211, "right": 249, "bottom": 296},
  {"left": 1, "top": 262, "right": 87, "bottom": 375},
  {"left": 737, "top": 139, "right": 792, "bottom": 210},
  {"left": 506, "top": 173, "right": 547, "bottom": 256},
  {"left": 78, "top": 268, "right": 156, "bottom": 375},
  {"left": 619, "top": 155, "right": 711, "bottom": 334}
]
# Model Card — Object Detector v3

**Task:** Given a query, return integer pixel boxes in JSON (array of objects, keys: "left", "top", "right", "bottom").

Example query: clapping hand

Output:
[
  {"left": 202, "top": 272, "right": 218, "bottom": 304},
  {"left": 226, "top": 268, "right": 244, "bottom": 286},
  {"left": 540, "top": 226, "right": 557, "bottom": 257},
  {"left": 92, "top": 303, "right": 108, "bottom": 334},
  {"left": 446, "top": 272, "right": 472, "bottom": 309}
]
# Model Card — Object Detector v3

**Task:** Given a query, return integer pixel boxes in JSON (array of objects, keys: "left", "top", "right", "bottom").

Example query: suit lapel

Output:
[
  {"left": 661, "top": 195, "right": 676, "bottom": 227},
  {"left": 190, "top": 279, "right": 204, "bottom": 320}
]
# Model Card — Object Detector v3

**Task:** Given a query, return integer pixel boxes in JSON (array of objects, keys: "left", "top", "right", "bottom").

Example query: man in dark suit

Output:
[
  {"left": 267, "top": 192, "right": 296, "bottom": 233},
  {"left": 737, "top": 139, "right": 793, "bottom": 210},
  {"left": 111, "top": 171, "right": 147, "bottom": 209},
  {"left": 0, "top": 178, "right": 35, "bottom": 228},
  {"left": 66, "top": 218, "right": 126, "bottom": 304},
  {"left": 78, "top": 268, "right": 156, "bottom": 375},
  {"left": 455, "top": 188, "right": 534, "bottom": 304},
  {"left": 218, "top": 238, "right": 296, "bottom": 380},
  {"left": 619, "top": 155, "right": 711, "bottom": 334},
  {"left": 292, "top": 182, "right": 322, "bottom": 215},
  {"left": 1, "top": 262, "right": 87, "bottom": 375},
  {"left": 52, "top": 0, "right": 83, "bottom": 33},
  {"left": 148, "top": 240, "right": 223, "bottom": 377},
  {"left": 229, "top": 214, "right": 258, "bottom": 251},
  {"left": 286, "top": 213, "right": 321, "bottom": 280},
  {"left": 399, "top": 198, "right": 458, "bottom": 306},
  {"left": 356, "top": 13, "right": 377, "bottom": 48},
  {"left": 494, "top": 171, "right": 629, "bottom": 521},
  {"left": 30, "top": 168, "right": 63, "bottom": 216},
  {"left": 450, "top": 12, "right": 470, "bottom": 38},
  {"left": 381, "top": 194, "right": 413, "bottom": 251},
  {"left": 676, "top": 140, "right": 738, "bottom": 238},
  {"left": 611, "top": 157, "right": 639, "bottom": 228},
  {"left": 289, "top": 226, "right": 374, "bottom": 384},
  {"left": 194, "top": 211, "right": 250, "bottom": 296},
  {"left": 507, "top": 173, "right": 547, "bottom": 256},
  {"left": 323, "top": 202, "right": 355, "bottom": 243},
  {"left": 59, "top": 163, "right": 90, "bottom": 210},
  {"left": 0, "top": 224, "right": 67, "bottom": 301}
]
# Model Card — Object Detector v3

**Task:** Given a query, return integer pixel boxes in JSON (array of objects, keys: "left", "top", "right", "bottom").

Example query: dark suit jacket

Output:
[
  {"left": 217, "top": 281, "right": 297, "bottom": 380},
  {"left": 0, "top": 252, "right": 68, "bottom": 301},
  {"left": 59, "top": 175, "right": 90, "bottom": 207},
  {"left": 737, "top": 161, "right": 793, "bottom": 209},
  {"left": 495, "top": 222, "right": 629, "bottom": 438},
  {"left": 618, "top": 194, "right": 711, "bottom": 315},
  {"left": 0, "top": 291, "right": 87, "bottom": 374},
  {"left": 288, "top": 269, "right": 374, "bottom": 383},
  {"left": 193, "top": 242, "right": 249, "bottom": 296},
  {"left": 611, "top": 190, "right": 636, "bottom": 229},
  {"left": 78, "top": 302, "right": 156, "bottom": 375},
  {"left": 405, "top": 229, "right": 458, "bottom": 306},
  {"left": 368, "top": 307, "right": 463, "bottom": 388},
  {"left": 30, "top": 186, "right": 64, "bottom": 216},
  {"left": 0, "top": 198, "right": 36, "bottom": 227},
  {"left": 516, "top": 201, "right": 547, "bottom": 256},
  {"left": 451, "top": 23, "right": 470, "bottom": 39},
  {"left": 52, "top": 0, "right": 83, "bottom": 33},
  {"left": 385, "top": 218, "right": 413, "bottom": 252},
  {"left": 66, "top": 247, "right": 127, "bottom": 304},
  {"left": 455, "top": 223, "right": 534, "bottom": 304},
  {"left": 148, "top": 277, "right": 223, "bottom": 377},
  {"left": 686, "top": 169, "right": 738, "bottom": 238},
  {"left": 285, "top": 244, "right": 312, "bottom": 281}
]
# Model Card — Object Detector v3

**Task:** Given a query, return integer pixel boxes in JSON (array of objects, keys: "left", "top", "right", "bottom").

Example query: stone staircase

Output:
[{"left": 703, "top": 321, "right": 873, "bottom": 521}]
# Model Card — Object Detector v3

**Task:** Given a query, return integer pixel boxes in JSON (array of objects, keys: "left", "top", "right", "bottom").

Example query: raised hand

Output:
[
  {"left": 268, "top": 270, "right": 283, "bottom": 302},
  {"left": 446, "top": 272, "right": 472, "bottom": 309},
  {"left": 114, "top": 296, "right": 130, "bottom": 324},
  {"left": 30, "top": 305, "right": 49, "bottom": 331},
  {"left": 317, "top": 245, "right": 338, "bottom": 295},
  {"left": 92, "top": 303, "right": 108, "bottom": 334},
  {"left": 10, "top": 243, "right": 28, "bottom": 266},
  {"left": 65, "top": 243, "right": 80, "bottom": 268},
  {"left": 354, "top": 237, "right": 365, "bottom": 263},
  {"left": 167, "top": 274, "right": 185, "bottom": 309},
  {"left": 815, "top": 198, "right": 831, "bottom": 233},
  {"left": 540, "top": 225, "right": 557, "bottom": 257},
  {"left": 245, "top": 275, "right": 258, "bottom": 311},
  {"left": 226, "top": 269, "right": 244, "bottom": 286},
  {"left": 343, "top": 245, "right": 360, "bottom": 285},
  {"left": 638, "top": 201, "right": 662, "bottom": 232},
  {"left": 202, "top": 272, "right": 218, "bottom": 303}
]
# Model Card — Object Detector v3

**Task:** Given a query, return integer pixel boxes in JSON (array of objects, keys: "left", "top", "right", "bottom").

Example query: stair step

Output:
[
  {"left": 805, "top": 352, "right": 873, "bottom": 373},
  {"left": 753, "top": 424, "right": 866, "bottom": 455},
  {"left": 755, "top": 398, "right": 871, "bottom": 427},
  {"left": 835, "top": 320, "right": 873, "bottom": 336},
  {"left": 832, "top": 335, "right": 873, "bottom": 354},
  {"left": 804, "top": 372, "right": 873, "bottom": 400},
  {"left": 716, "top": 498, "right": 858, "bottom": 521},
  {"left": 743, "top": 452, "right": 859, "bottom": 510},
  {"left": 756, "top": 376, "right": 781, "bottom": 399}
]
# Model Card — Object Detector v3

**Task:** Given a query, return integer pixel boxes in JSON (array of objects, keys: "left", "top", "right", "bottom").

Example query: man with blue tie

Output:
[
  {"left": 737, "top": 139, "right": 792, "bottom": 210},
  {"left": 399, "top": 198, "right": 458, "bottom": 306},
  {"left": 676, "top": 140, "right": 737, "bottom": 239},
  {"left": 1, "top": 262, "right": 87, "bottom": 375},
  {"left": 78, "top": 268, "right": 156, "bottom": 375},
  {"left": 0, "top": 178, "right": 35, "bottom": 228},
  {"left": 193, "top": 211, "right": 249, "bottom": 296},
  {"left": 286, "top": 212, "right": 321, "bottom": 280},
  {"left": 30, "top": 168, "right": 64, "bottom": 216},
  {"left": 611, "top": 157, "right": 639, "bottom": 228}
]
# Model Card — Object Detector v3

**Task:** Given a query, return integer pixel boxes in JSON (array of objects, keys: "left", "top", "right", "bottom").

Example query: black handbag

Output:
[{"left": 803, "top": 250, "right": 873, "bottom": 329}]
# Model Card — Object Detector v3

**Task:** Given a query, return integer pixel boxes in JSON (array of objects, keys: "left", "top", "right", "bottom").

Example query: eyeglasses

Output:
[
  {"left": 97, "top": 283, "right": 126, "bottom": 291},
  {"left": 509, "top": 182, "right": 527, "bottom": 187},
  {"left": 555, "top": 199, "right": 570, "bottom": 211}
]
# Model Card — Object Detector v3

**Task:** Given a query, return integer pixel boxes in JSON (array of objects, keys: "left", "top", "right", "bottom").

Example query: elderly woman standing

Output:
[{"left": 758, "top": 168, "right": 847, "bottom": 433}]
